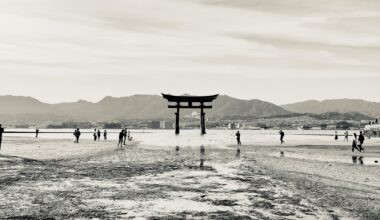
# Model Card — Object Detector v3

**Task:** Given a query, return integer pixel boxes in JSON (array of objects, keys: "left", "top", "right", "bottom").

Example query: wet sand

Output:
[{"left": 0, "top": 137, "right": 379, "bottom": 219}]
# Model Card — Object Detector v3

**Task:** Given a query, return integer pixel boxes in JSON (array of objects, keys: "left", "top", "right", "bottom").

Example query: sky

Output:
[{"left": 0, "top": 0, "right": 380, "bottom": 105}]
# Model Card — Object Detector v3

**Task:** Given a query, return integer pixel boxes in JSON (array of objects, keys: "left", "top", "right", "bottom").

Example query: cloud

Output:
[{"left": 0, "top": 0, "right": 379, "bottom": 104}]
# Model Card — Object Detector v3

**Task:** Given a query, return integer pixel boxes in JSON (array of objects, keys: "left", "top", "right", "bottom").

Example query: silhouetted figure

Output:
[
  {"left": 344, "top": 131, "right": 349, "bottom": 142},
  {"left": 104, "top": 130, "right": 107, "bottom": 140},
  {"left": 123, "top": 128, "right": 127, "bottom": 145},
  {"left": 376, "top": 118, "right": 379, "bottom": 124},
  {"left": 97, "top": 129, "right": 101, "bottom": 140},
  {"left": 118, "top": 130, "right": 124, "bottom": 148},
  {"left": 358, "top": 131, "right": 365, "bottom": 152},
  {"left": 334, "top": 131, "right": 338, "bottom": 141},
  {"left": 93, "top": 129, "right": 97, "bottom": 141},
  {"left": 74, "top": 128, "right": 81, "bottom": 143},
  {"left": 235, "top": 131, "right": 241, "bottom": 145},
  {"left": 279, "top": 130, "right": 285, "bottom": 144},
  {"left": 0, "top": 124, "right": 4, "bottom": 151},
  {"left": 35, "top": 128, "right": 39, "bottom": 138}
]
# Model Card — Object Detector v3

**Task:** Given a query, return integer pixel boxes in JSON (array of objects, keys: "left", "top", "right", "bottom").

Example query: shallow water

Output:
[
  {"left": 272, "top": 152, "right": 380, "bottom": 166},
  {"left": 5, "top": 129, "right": 377, "bottom": 148}
]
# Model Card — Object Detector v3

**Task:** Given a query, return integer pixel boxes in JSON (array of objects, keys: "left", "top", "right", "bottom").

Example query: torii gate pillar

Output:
[{"left": 175, "top": 106, "right": 180, "bottom": 135}]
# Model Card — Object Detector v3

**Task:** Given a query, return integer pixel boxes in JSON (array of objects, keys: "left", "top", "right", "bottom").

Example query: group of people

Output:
[
  {"left": 368, "top": 118, "right": 379, "bottom": 125},
  {"left": 93, "top": 129, "right": 107, "bottom": 141},
  {"left": 235, "top": 129, "right": 368, "bottom": 153},
  {"left": 336, "top": 130, "right": 366, "bottom": 152},
  {"left": 118, "top": 129, "right": 132, "bottom": 148},
  {"left": 352, "top": 131, "right": 365, "bottom": 152}
]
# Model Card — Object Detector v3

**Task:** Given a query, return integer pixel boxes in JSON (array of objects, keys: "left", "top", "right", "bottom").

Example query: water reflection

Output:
[
  {"left": 200, "top": 146, "right": 205, "bottom": 168},
  {"left": 352, "top": 156, "right": 364, "bottom": 165},
  {"left": 236, "top": 148, "right": 241, "bottom": 158}
]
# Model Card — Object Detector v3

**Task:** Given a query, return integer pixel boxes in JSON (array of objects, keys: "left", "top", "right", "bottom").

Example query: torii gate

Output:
[{"left": 162, "top": 93, "right": 218, "bottom": 135}]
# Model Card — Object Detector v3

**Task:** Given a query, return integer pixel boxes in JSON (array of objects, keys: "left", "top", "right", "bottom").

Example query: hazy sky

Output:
[{"left": 1, "top": 0, "right": 380, "bottom": 104}]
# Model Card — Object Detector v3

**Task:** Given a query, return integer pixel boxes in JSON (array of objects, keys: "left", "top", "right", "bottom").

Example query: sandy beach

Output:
[{"left": 1, "top": 135, "right": 379, "bottom": 219}]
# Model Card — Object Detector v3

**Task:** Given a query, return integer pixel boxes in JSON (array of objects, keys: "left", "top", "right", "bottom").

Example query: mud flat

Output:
[{"left": 0, "top": 137, "right": 379, "bottom": 219}]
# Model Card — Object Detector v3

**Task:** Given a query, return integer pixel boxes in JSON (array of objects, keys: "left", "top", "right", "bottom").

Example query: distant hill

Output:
[
  {"left": 221, "top": 111, "right": 374, "bottom": 121},
  {"left": 309, "top": 112, "right": 373, "bottom": 121},
  {"left": 0, "top": 94, "right": 290, "bottom": 122},
  {"left": 282, "top": 99, "right": 380, "bottom": 117}
]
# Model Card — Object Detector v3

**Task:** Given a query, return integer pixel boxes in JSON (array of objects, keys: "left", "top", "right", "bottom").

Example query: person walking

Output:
[
  {"left": 35, "top": 128, "right": 39, "bottom": 138},
  {"left": 118, "top": 129, "right": 124, "bottom": 148},
  {"left": 93, "top": 129, "right": 97, "bottom": 141},
  {"left": 358, "top": 131, "right": 365, "bottom": 152},
  {"left": 104, "top": 130, "right": 107, "bottom": 140},
  {"left": 344, "top": 131, "right": 349, "bottom": 142},
  {"left": 352, "top": 133, "right": 360, "bottom": 152},
  {"left": 235, "top": 131, "right": 241, "bottom": 145},
  {"left": 279, "top": 130, "right": 285, "bottom": 144},
  {"left": 334, "top": 131, "right": 338, "bottom": 141},
  {"left": 0, "top": 124, "right": 4, "bottom": 152},
  {"left": 97, "top": 129, "right": 101, "bottom": 140}
]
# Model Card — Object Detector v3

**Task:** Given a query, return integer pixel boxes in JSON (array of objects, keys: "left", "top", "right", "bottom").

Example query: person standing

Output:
[
  {"left": 334, "top": 131, "right": 338, "bottom": 141},
  {"left": 279, "top": 130, "right": 285, "bottom": 144},
  {"left": 118, "top": 129, "right": 124, "bottom": 148},
  {"left": 0, "top": 124, "right": 4, "bottom": 151},
  {"left": 73, "top": 129, "right": 77, "bottom": 142},
  {"left": 344, "top": 131, "right": 349, "bottom": 142},
  {"left": 358, "top": 131, "right": 365, "bottom": 152},
  {"left": 93, "top": 129, "right": 97, "bottom": 141},
  {"left": 74, "top": 128, "right": 81, "bottom": 143},
  {"left": 97, "top": 129, "right": 101, "bottom": 140},
  {"left": 235, "top": 131, "right": 241, "bottom": 145},
  {"left": 35, "top": 128, "right": 39, "bottom": 138},
  {"left": 104, "top": 130, "right": 107, "bottom": 140}
]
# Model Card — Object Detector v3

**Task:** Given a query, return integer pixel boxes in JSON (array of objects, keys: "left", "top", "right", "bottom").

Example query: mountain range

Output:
[
  {"left": 0, "top": 95, "right": 290, "bottom": 122},
  {"left": 281, "top": 99, "right": 380, "bottom": 118},
  {"left": 0, "top": 95, "right": 378, "bottom": 123}
]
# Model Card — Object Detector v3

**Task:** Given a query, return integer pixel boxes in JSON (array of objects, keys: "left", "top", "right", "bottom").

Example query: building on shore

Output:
[
  {"left": 160, "top": 121, "right": 174, "bottom": 129},
  {"left": 147, "top": 121, "right": 160, "bottom": 129}
]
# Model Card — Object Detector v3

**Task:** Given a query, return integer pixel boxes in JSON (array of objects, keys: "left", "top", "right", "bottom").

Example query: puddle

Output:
[
  {"left": 351, "top": 156, "right": 380, "bottom": 166},
  {"left": 272, "top": 152, "right": 380, "bottom": 166}
]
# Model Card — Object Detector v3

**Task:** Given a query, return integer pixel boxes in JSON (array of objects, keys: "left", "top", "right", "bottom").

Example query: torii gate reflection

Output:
[{"left": 161, "top": 93, "right": 218, "bottom": 135}]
